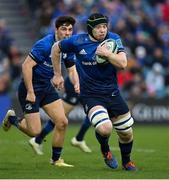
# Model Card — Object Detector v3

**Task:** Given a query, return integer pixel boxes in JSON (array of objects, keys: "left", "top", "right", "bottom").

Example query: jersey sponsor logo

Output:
[
  {"left": 43, "top": 61, "right": 53, "bottom": 68},
  {"left": 82, "top": 61, "right": 97, "bottom": 66},
  {"left": 25, "top": 103, "right": 33, "bottom": 111},
  {"left": 79, "top": 49, "right": 87, "bottom": 55}
]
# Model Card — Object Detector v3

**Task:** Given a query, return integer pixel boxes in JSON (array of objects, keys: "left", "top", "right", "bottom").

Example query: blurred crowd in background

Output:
[{"left": 1, "top": 0, "right": 169, "bottom": 102}]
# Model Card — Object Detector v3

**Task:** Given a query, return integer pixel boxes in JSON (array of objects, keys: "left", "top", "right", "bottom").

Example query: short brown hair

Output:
[{"left": 55, "top": 16, "right": 76, "bottom": 29}]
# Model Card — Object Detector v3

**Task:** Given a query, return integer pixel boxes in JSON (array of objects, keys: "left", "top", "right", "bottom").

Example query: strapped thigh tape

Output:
[
  {"left": 113, "top": 113, "right": 134, "bottom": 132},
  {"left": 89, "top": 108, "right": 110, "bottom": 128}
]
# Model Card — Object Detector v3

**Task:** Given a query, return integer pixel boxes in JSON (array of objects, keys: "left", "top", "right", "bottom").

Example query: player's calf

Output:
[
  {"left": 89, "top": 107, "right": 118, "bottom": 169},
  {"left": 113, "top": 112, "right": 137, "bottom": 171}
]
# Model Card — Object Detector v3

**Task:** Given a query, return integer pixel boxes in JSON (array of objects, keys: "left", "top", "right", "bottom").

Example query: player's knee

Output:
[
  {"left": 89, "top": 107, "right": 112, "bottom": 136},
  {"left": 96, "top": 121, "right": 112, "bottom": 136},
  {"left": 118, "top": 129, "right": 133, "bottom": 143},
  {"left": 55, "top": 116, "right": 68, "bottom": 130},
  {"left": 29, "top": 128, "right": 41, "bottom": 137}
]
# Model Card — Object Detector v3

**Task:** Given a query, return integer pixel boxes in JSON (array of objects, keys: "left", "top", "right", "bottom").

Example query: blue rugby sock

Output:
[
  {"left": 95, "top": 131, "right": 110, "bottom": 154},
  {"left": 35, "top": 120, "right": 55, "bottom": 144},
  {"left": 52, "top": 147, "right": 62, "bottom": 162},
  {"left": 76, "top": 116, "right": 91, "bottom": 141},
  {"left": 9, "top": 116, "right": 19, "bottom": 128},
  {"left": 119, "top": 141, "right": 133, "bottom": 165}
]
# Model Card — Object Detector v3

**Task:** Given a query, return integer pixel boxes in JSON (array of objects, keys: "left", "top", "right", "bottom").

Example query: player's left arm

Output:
[
  {"left": 107, "top": 51, "right": 127, "bottom": 69},
  {"left": 96, "top": 34, "right": 127, "bottom": 69},
  {"left": 96, "top": 45, "right": 127, "bottom": 69},
  {"left": 67, "top": 65, "right": 80, "bottom": 94}
]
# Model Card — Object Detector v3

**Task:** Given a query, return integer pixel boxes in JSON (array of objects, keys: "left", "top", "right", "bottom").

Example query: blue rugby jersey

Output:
[
  {"left": 59, "top": 32, "right": 125, "bottom": 97},
  {"left": 29, "top": 34, "right": 75, "bottom": 82}
]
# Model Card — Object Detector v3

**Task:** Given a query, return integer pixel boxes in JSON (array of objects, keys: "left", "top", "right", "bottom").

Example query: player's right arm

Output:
[
  {"left": 67, "top": 65, "right": 80, "bottom": 94},
  {"left": 51, "top": 36, "right": 76, "bottom": 89},
  {"left": 51, "top": 42, "right": 64, "bottom": 90},
  {"left": 22, "top": 56, "right": 37, "bottom": 103}
]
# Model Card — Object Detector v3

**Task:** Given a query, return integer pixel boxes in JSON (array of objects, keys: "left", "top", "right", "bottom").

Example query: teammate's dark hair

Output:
[{"left": 55, "top": 16, "right": 76, "bottom": 29}]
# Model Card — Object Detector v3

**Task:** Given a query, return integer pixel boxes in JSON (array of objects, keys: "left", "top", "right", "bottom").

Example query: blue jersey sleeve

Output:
[
  {"left": 109, "top": 33, "right": 125, "bottom": 53},
  {"left": 59, "top": 36, "right": 76, "bottom": 53},
  {"left": 29, "top": 40, "right": 47, "bottom": 63},
  {"left": 66, "top": 53, "right": 76, "bottom": 63},
  {"left": 64, "top": 53, "right": 76, "bottom": 68},
  {"left": 116, "top": 37, "right": 125, "bottom": 53}
]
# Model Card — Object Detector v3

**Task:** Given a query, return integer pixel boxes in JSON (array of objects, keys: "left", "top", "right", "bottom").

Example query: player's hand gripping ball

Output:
[{"left": 96, "top": 39, "right": 117, "bottom": 65}]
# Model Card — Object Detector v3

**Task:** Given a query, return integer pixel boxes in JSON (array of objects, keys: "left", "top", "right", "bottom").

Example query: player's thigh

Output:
[
  {"left": 62, "top": 101, "right": 74, "bottom": 116},
  {"left": 18, "top": 81, "right": 40, "bottom": 114},
  {"left": 40, "top": 83, "right": 67, "bottom": 123},
  {"left": 24, "top": 112, "right": 41, "bottom": 135},
  {"left": 111, "top": 111, "right": 134, "bottom": 142},
  {"left": 81, "top": 97, "right": 112, "bottom": 130},
  {"left": 42, "top": 99, "right": 68, "bottom": 125},
  {"left": 88, "top": 105, "right": 112, "bottom": 136},
  {"left": 108, "top": 94, "right": 129, "bottom": 118},
  {"left": 18, "top": 81, "right": 42, "bottom": 134}
]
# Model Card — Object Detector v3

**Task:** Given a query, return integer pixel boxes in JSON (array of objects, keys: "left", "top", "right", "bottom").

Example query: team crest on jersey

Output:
[
  {"left": 25, "top": 103, "right": 33, "bottom": 111},
  {"left": 70, "top": 97, "right": 77, "bottom": 104}
]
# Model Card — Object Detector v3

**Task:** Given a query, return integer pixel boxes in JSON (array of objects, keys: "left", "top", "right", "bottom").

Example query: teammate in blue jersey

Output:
[
  {"left": 2, "top": 16, "right": 80, "bottom": 167},
  {"left": 29, "top": 76, "right": 92, "bottom": 155},
  {"left": 51, "top": 13, "right": 137, "bottom": 171}
]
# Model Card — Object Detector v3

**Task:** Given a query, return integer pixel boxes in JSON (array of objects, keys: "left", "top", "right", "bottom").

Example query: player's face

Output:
[
  {"left": 92, "top": 23, "right": 108, "bottom": 41},
  {"left": 57, "top": 24, "right": 73, "bottom": 40}
]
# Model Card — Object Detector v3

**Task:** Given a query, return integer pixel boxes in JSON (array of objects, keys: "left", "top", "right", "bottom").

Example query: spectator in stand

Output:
[
  {"left": 0, "top": 18, "right": 13, "bottom": 57},
  {"left": 0, "top": 54, "right": 11, "bottom": 124},
  {"left": 0, "top": 61, "right": 10, "bottom": 94},
  {"left": 3, "top": 0, "right": 169, "bottom": 101},
  {"left": 145, "top": 63, "right": 165, "bottom": 98},
  {"left": 160, "top": 0, "right": 169, "bottom": 22},
  {"left": 152, "top": 47, "right": 169, "bottom": 67}
]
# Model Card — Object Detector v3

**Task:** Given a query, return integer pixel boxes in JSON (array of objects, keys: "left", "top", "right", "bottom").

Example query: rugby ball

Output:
[{"left": 96, "top": 39, "right": 117, "bottom": 64}]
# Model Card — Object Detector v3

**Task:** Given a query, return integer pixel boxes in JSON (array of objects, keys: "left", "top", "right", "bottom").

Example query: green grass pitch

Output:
[{"left": 0, "top": 124, "right": 168, "bottom": 179}]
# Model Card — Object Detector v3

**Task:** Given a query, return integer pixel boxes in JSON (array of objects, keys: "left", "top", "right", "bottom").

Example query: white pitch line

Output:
[
  {"left": 110, "top": 147, "right": 156, "bottom": 153},
  {"left": 0, "top": 140, "right": 156, "bottom": 153},
  {"left": 134, "top": 148, "right": 156, "bottom": 153}
]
